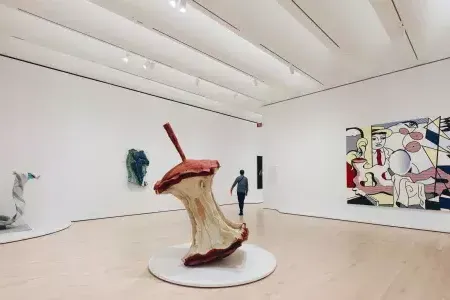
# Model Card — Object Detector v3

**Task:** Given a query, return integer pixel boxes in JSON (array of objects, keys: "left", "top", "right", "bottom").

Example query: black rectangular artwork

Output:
[{"left": 257, "top": 156, "right": 263, "bottom": 189}]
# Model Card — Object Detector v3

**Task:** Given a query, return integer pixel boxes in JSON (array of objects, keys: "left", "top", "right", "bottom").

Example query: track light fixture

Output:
[
  {"left": 179, "top": 0, "right": 187, "bottom": 13},
  {"left": 122, "top": 52, "right": 130, "bottom": 63},
  {"left": 289, "top": 65, "right": 295, "bottom": 75},
  {"left": 197, "top": 96, "right": 219, "bottom": 105},
  {"left": 168, "top": 0, "right": 186, "bottom": 13},
  {"left": 253, "top": 78, "right": 258, "bottom": 87},
  {"left": 143, "top": 60, "right": 156, "bottom": 70},
  {"left": 195, "top": 78, "right": 200, "bottom": 86},
  {"left": 169, "top": 0, "right": 177, "bottom": 8}
]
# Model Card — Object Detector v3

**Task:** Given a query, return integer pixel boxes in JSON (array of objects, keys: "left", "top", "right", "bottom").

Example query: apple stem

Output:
[{"left": 163, "top": 123, "right": 186, "bottom": 162}]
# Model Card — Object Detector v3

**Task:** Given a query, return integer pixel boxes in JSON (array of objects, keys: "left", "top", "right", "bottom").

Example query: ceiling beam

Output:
[
  {"left": 276, "top": 0, "right": 340, "bottom": 50},
  {"left": 368, "top": 0, "right": 404, "bottom": 40},
  {"left": 289, "top": 0, "right": 339, "bottom": 48},
  {"left": 88, "top": 0, "right": 270, "bottom": 87},
  {"left": 390, "top": 0, "right": 419, "bottom": 60},
  {"left": 0, "top": 53, "right": 259, "bottom": 123},
  {"left": 189, "top": 0, "right": 241, "bottom": 32},
  {"left": 187, "top": 0, "right": 325, "bottom": 90},
  {"left": 259, "top": 44, "right": 323, "bottom": 85},
  {"left": 151, "top": 27, "right": 267, "bottom": 84},
  {"left": 6, "top": 36, "right": 221, "bottom": 103},
  {"left": 15, "top": 8, "right": 264, "bottom": 102},
  {"left": 89, "top": 0, "right": 325, "bottom": 97},
  {"left": 153, "top": 59, "right": 262, "bottom": 101}
]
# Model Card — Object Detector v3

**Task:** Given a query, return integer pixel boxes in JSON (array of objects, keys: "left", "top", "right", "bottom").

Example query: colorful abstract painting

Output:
[{"left": 346, "top": 117, "right": 450, "bottom": 210}]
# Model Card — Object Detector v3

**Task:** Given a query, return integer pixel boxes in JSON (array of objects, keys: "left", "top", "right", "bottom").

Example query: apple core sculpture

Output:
[{"left": 154, "top": 123, "right": 249, "bottom": 266}]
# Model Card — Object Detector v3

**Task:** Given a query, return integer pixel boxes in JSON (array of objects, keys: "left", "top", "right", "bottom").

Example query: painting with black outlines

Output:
[{"left": 346, "top": 117, "right": 450, "bottom": 210}]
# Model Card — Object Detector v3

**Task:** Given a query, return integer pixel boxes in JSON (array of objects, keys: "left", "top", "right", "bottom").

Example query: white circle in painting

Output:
[
  {"left": 148, "top": 243, "right": 276, "bottom": 288},
  {"left": 389, "top": 150, "right": 412, "bottom": 175}
]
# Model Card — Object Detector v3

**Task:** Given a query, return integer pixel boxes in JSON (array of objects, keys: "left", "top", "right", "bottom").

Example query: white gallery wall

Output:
[
  {"left": 263, "top": 57, "right": 450, "bottom": 232},
  {"left": 0, "top": 57, "right": 263, "bottom": 222}
]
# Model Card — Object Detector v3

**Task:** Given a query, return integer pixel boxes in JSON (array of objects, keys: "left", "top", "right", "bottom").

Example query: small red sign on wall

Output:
[{"left": 257, "top": 123, "right": 263, "bottom": 127}]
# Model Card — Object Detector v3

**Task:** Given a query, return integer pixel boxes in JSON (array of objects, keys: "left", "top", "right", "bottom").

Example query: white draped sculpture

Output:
[{"left": 0, "top": 172, "right": 39, "bottom": 229}]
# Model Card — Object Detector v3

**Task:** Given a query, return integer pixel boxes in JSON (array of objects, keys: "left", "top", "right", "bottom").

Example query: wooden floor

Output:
[{"left": 1, "top": 204, "right": 450, "bottom": 299}]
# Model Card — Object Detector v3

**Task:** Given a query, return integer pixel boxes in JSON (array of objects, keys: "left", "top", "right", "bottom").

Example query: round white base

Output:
[
  {"left": 0, "top": 221, "right": 72, "bottom": 244},
  {"left": 148, "top": 243, "right": 276, "bottom": 288}
]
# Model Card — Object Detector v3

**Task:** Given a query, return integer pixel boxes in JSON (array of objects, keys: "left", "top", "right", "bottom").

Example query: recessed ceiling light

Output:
[
  {"left": 168, "top": 0, "right": 186, "bottom": 13},
  {"left": 179, "top": 0, "right": 187, "bottom": 13}
]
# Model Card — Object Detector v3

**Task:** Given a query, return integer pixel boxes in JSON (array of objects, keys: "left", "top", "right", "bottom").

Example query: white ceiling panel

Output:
[
  {"left": 0, "top": 0, "right": 280, "bottom": 101},
  {"left": 0, "top": 0, "right": 449, "bottom": 110},
  {"left": 97, "top": 0, "right": 321, "bottom": 87},
  {"left": 392, "top": 0, "right": 450, "bottom": 61},
  {"left": 0, "top": 35, "right": 263, "bottom": 122},
  {"left": 191, "top": 0, "right": 338, "bottom": 84}
]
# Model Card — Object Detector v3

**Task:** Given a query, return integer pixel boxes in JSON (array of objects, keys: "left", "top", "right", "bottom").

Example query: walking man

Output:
[{"left": 230, "top": 170, "right": 248, "bottom": 216}]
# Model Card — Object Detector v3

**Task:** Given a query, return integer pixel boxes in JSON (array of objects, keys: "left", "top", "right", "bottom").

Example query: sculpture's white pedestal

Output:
[
  {"left": 148, "top": 243, "right": 276, "bottom": 288},
  {"left": 0, "top": 221, "right": 71, "bottom": 244}
]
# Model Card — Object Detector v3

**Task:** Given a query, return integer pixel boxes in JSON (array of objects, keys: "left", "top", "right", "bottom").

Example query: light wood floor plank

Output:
[{"left": 1, "top": 204, "right": 449, "bottom": 299}]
